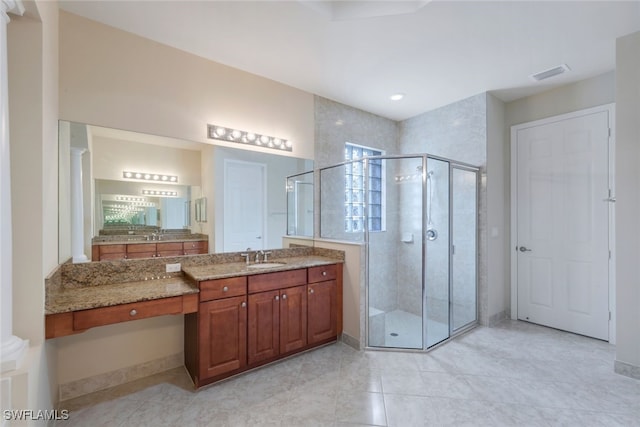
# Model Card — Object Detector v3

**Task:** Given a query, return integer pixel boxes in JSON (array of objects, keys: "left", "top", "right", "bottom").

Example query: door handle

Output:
[{"left": 519, "top": 246, "right": 532, "bottom": 252}]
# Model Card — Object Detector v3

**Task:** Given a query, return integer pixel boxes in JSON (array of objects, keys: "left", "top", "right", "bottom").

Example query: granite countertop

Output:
[
  {"left": 46, "top": 276, "right": 199, "bottom": 315},
  {"left": 183, "top": 256, "right": 343, "bottom": 282}
]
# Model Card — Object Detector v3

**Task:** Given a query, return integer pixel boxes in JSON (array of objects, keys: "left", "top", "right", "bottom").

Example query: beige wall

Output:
[
  {"left": 615, "top": 31, "right": 640, "bottom": 377},
  {"left": 56, "top": 316, "right": 184, "bottom": 384},
  {"left": 55, "top": 11, "right": 315, "bottom": 390},
  {"left": 91, "top": 136, "right": 202, "bottom": 185},
  {"left": 7, "top": 0, "right": 59, "bottom": 411},
  {"left": 486, "top": 94, "right": 508, "bottom": 322},
  {"left": 311, "top": 240, "right": 365, "bottom": 345},
  {"left": 58, "top": 11, "right": 315, "bottom": 160}
]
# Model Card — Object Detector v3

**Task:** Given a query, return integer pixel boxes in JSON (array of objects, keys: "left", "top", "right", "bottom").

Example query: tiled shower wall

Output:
[
  {"left": 399, "top": 93, "right": 488, "bottom": 325},
  {"left": 315, "top": 92, "right": 490, "bottom": 336},
  {"left": 314, "top": 96, "right": 400, "bottom": 315}
]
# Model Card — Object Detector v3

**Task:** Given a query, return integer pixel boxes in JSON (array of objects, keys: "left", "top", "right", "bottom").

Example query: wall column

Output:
[
  {"left": 0, "top": 0, "right": 26, "bottom": 373},
  {"left": 70, "top": 146, "right": 89, "bottom": 263}
]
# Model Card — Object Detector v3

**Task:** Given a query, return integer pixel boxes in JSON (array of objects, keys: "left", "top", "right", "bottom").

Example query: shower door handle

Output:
[{"left": 518, "top": 246, "right": 532, "bottom": 253}]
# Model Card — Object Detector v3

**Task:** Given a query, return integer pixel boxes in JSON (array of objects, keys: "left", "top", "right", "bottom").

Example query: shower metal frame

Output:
[{"left": 316, "top": 153, "right": 480, "bottom": 352}]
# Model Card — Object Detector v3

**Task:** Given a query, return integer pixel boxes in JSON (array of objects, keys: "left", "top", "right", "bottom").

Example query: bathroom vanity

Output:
[
  {"left": 44, "top": 247, "right": 344, "bottom": 389},
  {"left": 183, "top": 259, "right": 342, "bottom": 388}
]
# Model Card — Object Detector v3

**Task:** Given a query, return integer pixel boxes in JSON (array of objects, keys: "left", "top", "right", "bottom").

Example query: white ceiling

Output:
[{"left": 59, "top": 0, "right": 640, "bottom": 121}]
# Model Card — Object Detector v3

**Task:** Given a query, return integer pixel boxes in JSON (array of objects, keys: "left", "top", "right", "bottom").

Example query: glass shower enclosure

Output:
[{"left": 319, "top": 154, "right": 478, "bottom": 350}]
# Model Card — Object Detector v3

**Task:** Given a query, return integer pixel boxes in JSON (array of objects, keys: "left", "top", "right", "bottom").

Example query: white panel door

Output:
[
  {"left": 223, "top": 160, "right": 266, "bottom": 252},
  {"left": 516, "top": 111, "right": 610, "bottom": 340}
]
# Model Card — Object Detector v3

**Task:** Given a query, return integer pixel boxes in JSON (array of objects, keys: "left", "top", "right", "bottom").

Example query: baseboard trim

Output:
[
  {"left": 488, "top": 310, "right": 508, "bottom": 326},
  {"left": 341, "top": 333, "right": 360, "bottom": 350},
  {"left": 614, "top": 359, "right": 640, "bottom": 381},
  {"left": 59, "top": 353, "right": 183, "bottom": 402}
]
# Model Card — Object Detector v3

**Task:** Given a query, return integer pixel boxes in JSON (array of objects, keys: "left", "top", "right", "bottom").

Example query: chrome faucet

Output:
[
  {"left": 262, "top": 251, "right": 272, "bottom": 262},
  {"left": 240, "top": 252, "right": 251, "bottom": 265},
  {"left": 255, "top": 251, "right": 262, "bottom": 263}
]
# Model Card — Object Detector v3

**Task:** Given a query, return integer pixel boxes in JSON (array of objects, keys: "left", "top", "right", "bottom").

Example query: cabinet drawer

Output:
[
  {"left": 200, "top": 276, "right": 247, "bottom": 302},
  {"left": 157, "top": 242, "right": 183, "bottom": 251},
  {"left": 185, "top": 241, "right": 207, "bottom": 250},
  {"left": 248, "top": 269, "right": 307, "bottom": 294},
  {"left": 99, "top": 244, "right": 126, "bottom": 254},
  {"left": 73, "top": 297, "right": 183, "bottom": 330},
  {"left": 308, "top": 264, "right": 338, "bottom": 283},
  {"left": 127, "top": 243, "right": 157, "bottom": 253}
]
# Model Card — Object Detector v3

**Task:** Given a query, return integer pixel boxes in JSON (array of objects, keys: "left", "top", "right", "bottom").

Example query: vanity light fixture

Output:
[
  {"left": 207, "top": 124, "right": 293, "bottom": 152},
  {"left": 142, "top": 190, "right": 178, "bottom": 197},
  {"left": 115, "top": 196, "right": 146, "bottom": 202},
  {"left": 123, "top": 171, "right": 178, "bottom": 183}
]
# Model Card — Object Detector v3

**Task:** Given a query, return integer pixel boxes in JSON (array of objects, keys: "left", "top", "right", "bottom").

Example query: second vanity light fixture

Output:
[
  {"left": 123, "top": 171, "right": 178, "bottom": 183},
  {"left": 207, "top": 124, "right": 293, "bottom": 152},
  {"left": 142, "top": 190, "right": 178, "bottom": 197}
]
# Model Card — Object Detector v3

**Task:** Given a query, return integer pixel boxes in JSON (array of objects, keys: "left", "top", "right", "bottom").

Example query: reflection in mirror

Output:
[
  {"left": 58, "top": 121, "right": 314, "bottom": 263},
  {"left": 95, "top": 179, "right": 191, "bottom": 230},
  {"left": 287, "top": 171, "right": 314, "bottom": 237},
  {"left": 194, "top": 197, "right": 207, "bottom": 223}
]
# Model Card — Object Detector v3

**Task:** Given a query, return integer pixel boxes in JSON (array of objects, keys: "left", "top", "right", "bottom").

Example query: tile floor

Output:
[{"left": 58, "top": 320, "right": 640, "bottom": 426}]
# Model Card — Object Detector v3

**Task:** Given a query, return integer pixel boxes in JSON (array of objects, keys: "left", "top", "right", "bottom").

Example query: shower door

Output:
[
  {"left": 424, "top": 158, "right": 451, "bottom": 347},
  {"left": 367, "top": 156, "right": 424, "bottom": 349},
  {"left": 451, "top": 166, "right": 478, "bottom": 332}
]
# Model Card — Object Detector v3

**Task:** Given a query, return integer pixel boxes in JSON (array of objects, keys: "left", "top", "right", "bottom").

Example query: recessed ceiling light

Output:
[{"left": 390, "top": 93, "right": 404, "bottom": 101}]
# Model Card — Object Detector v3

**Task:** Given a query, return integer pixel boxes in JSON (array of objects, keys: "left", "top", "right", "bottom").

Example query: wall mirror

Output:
[
  {"left": 287, "top": 171, "right": 314, "bottom": 237},
  {"left": 58, "top": 121, "right": 313, "bottom": 263}
]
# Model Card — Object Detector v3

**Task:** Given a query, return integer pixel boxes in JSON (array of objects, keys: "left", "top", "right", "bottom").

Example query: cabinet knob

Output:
[
  {"left": 322, "top": 271, "right": 327, "bottom": 276},
  {"left": 275, "top": 295, "right": 279, "bottom": 301},
  {"left": 282, "top": 294, "right": 287, "bottom": 300},
  {"left": 130, "top": 309, "right": 137, "bottom": 316},
  {"left": 309, "top": 289, "right": 314, "bottom": 294},
  {"left": 222, "top": 286, "right": 229, "bottom": 292},
  {"left": 241, "top": 302, "right": 246, "bottom": 308}
]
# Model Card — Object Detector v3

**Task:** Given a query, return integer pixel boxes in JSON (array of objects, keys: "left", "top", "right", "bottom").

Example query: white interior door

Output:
[
  {"left": 514, "top": 109, "right": 611, "bottom": 341},
  {"left": 223, "top": 160, "right": 266, "bottom": 252}
]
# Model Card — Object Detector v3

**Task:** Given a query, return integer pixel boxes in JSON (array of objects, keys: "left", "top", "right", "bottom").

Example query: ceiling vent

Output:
[{"left": 530, "top": 64, "right": 571, "bottom": 82}]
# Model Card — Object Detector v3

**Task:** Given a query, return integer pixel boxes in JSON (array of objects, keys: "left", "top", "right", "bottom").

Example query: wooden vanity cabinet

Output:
[
  {"left": 93, "top": 244, "right": 126, "bottom": 261},
  {"left": 126, "top": 243, "right": 157, "bottom": 259},
  {"left": 307, "top": 265, "right": 338, "bottom": 344},
  {"left": 156, "top": 242, "right": 184, "bottom": 257},
  {"left": 247, "top": 284, "right": 307, "bottom": 365},
  {"left": 198, "top": 295, "right": 247, "bottom": 379},
  {"left": 185, "top": 263, "right": 342, "bottom": 388},
  {"left": 92, "top": 240, "right": 208, "bottom": 261},
  {"left": 185, "top": 276, "right": 248, "bottom": 385},
  {"left": 184, "top": 240, "right": 208, "bottom": 255}
]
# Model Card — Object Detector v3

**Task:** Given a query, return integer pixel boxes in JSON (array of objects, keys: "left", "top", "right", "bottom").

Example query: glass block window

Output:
[{"left": 344, "top": 143, "right": 384, "bottom": 232}]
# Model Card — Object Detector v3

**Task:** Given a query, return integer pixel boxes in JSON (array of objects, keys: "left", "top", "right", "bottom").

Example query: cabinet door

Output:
[
  {"left": 280, "top": 285, "right": 307, "bottom": 354},
  {"left": 199, "top": 296, "right": 247, "bottom": 379},
  {"left": 126, "top": 243, "right": 157, "bottom": 259},
  {"left": 98, "top": 244, "right": 126, "bottom": 261},
  {"left": 156, "top": 242, "right": 184, "bottom": 257},
  {"left": 248, "top": 290, "right": 279, "bottom": 365},
  {"left": 307, "top": 280, "right": 337, "bottom": 344},
  {"left": 184, "top": 241, "right": 208, "bottom": 255}
]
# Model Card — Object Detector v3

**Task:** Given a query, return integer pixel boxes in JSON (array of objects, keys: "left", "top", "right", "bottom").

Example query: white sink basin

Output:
[{"left": 247, "top": 262, "right": 286, "bottom": 270}]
